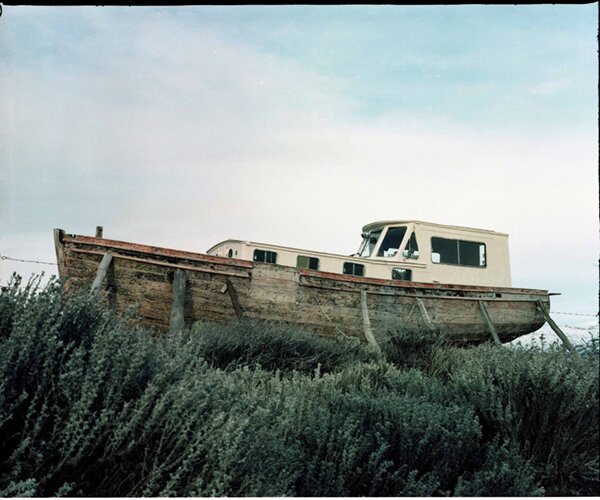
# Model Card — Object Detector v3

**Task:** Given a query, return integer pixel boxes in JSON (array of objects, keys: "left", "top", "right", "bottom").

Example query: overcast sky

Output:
[{"left": 1, "top": 5, "right": 598, "bottom": 322}]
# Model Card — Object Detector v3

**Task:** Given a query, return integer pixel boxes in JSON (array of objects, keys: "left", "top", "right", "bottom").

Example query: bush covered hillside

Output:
[{"left": 0, "top": 276, "right": 598, "bottom": 497}]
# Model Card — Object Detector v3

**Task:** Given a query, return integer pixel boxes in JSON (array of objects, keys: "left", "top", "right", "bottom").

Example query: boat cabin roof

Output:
[
  {"left": 205, "top": 219, "right": 514, "bottom": 287},
  {"left": 362, "top": 220, "right": 508, "bottom": 237}
]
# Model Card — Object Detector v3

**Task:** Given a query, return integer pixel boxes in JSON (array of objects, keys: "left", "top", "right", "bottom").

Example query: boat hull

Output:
[{"left": 54, "top": 229, "right": 549, "bottom": 345}]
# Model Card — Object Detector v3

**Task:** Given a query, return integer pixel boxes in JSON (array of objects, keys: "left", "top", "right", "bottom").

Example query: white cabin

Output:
[{"left": 206, "top": 220, "right": 512, "bottom": 287}]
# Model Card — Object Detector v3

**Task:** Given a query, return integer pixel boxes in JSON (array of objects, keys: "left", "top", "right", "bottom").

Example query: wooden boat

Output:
[{"left": 53, "top": 221, "right": 569, "bottom": 348}]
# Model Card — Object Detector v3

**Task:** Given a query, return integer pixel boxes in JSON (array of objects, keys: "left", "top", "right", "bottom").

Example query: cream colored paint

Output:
[{"left": 206, "top": 220, "right": 512, "bottom": 287}]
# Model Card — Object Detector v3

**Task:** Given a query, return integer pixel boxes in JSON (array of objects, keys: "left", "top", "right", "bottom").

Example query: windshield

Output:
[
  {"left": 377, "top": 226, "right": 407, "bottom": 257},
  {"left": 358, "top": 229, "right": 382, "bottom": 257}
]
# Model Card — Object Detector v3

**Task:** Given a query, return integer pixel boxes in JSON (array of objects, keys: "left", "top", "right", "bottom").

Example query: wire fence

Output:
[
  {"left": 551, "top": 311, "right": 598, "bottom": 318},
  {"left": 1, "top": 253, "right": 598, "bottom": 320},
  {"left": 1, "top": 254, "right": 56, "bottom": 266}
]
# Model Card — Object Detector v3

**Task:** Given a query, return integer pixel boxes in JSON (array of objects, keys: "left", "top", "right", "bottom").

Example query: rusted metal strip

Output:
[
  {"left": 416, "top": 297, "right": 434, "bottom": 329},
  {"left": 169, "top": 269, "right": 186, "bottom": 333},
  {"left": 225, "top": 279, "right": 243, "bottom": 319},
  {"left": 70, "top": 248, "right": 251, "bottom": 279},
  {"left": 90, "top": 252, "right": 113, "bottom": 296},
  {"left": 360, "top": 290, "right": 382, "bottom": 356},
  {"left": 478, "top": 300, "right": 502, "bottom": 345},
  {"left": 536, "top": 301, "right": 575, "bottom": 352}
]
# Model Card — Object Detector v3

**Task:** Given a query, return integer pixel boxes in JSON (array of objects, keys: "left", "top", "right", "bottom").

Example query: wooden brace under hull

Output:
[{"left": 54, "top": 229, "right": 549, "bottom": 345}]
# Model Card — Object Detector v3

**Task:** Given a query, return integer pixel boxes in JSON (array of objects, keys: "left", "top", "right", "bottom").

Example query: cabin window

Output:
[
  {"left": 253, "top": 249, "right": 277, "bottom": 264},
  {"left": 343, "top": 262, "right": 364, "bottom": 276},
  {"left": 377, "top": 226, "right": 407, "bottom": 257},
  {"left": 392, "top": 268, "right": 412, "bottom": 281},
  {"left": 297, "top": 255, "right": 319, "bottom": 270},
  {"left": 402, "top": 232, "right": 419, "bottom": 259},
  {"left": 359, "top": 229, "right": 382, "bottom": 257},
  {"left": 431, "top": 237, "right": 486, "bottom": 267}
]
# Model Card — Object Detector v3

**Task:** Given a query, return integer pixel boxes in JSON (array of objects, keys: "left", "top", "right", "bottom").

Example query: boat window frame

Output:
[
  {"left": 376, "top": 225, "right": 408, "bottom": 258},
  {"left": 391, "top": 267, "right": 412, "bottom": 281},
  {"left": 369, "top": 227, "right": 386, "bottom": 257},
  {"left": 297, "top": 255, "right": 319, "bottom": 270},
  {"left": 343, "top": 262, "right": 365, "bottom": 277},
  {"left": 403, "top": 230, "right": 420, "bottom": 260},
  {"left": 430, "top": 237, "right": 487, "bottom": 268},
  {"left": 370, "top": 224, "right": 416, "bottom": 261},
  {"left": 359, "top": 228, "right": 384, "bottom": 258},
  {"left": 253, "top": 249, "right": 278, "bottom": 264}
]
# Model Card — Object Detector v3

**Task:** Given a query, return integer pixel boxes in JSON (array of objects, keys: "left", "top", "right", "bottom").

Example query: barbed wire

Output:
[
  {"left": 0, "top": 255, "right": 56, "bottom": 266},
  {"left": 1, "top": 253, "right": 599, "bottom": 319},
  {"left": 551, "top": 311, "right": 598, "bottom": 318}
]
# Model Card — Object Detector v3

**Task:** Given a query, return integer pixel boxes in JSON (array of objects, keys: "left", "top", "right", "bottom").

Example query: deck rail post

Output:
[
  {"left": 360, "top": 290, "right": 382, "bottom": 356},
  {"left": 169, "top": 269, "right": 187, "bottom": 333},
  {"left": 90, "top": 252, "right": 113, "bottom": 296},
  {"left": 478, "top": 300, "right": 502, "bottom": 346},
  {"left": 536, "top": 300, "right": 575, "bottom": 352}
]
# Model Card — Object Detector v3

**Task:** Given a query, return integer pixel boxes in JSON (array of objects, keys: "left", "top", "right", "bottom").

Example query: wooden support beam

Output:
[
  {"left": 360, "top": 290, "right": 382, "bottom": 356},
  {"left": 225, "top": 279, "right": 243, "bottom": 319},
  {"left": 416, "top": 297, "right": 434, "bottom": 329},
  {"left": 169, "top": 269, "right": 187, "bottom": 333},
  {"left": 536, "top": 301, "right": 575, "bottom": 352},
  {"left": 478, "top": 300, "right": 502, "bottom": 346},
  {"left": 90, "top": 253, "right": 113, "bottom": 296}
]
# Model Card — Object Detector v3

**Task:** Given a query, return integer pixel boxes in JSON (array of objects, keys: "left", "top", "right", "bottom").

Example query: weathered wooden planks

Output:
[{"left": 54, "top": 229, "right": 551, "bottom": 344}]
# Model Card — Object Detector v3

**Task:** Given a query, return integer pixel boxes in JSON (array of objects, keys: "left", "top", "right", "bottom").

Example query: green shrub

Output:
[
  {"left": 0, "top": 277, "right": 174, "bottom": 496},
  {"left": 190, "top": 319, "right": 375, "bottom": 374},
  {"left": 454, "top": 438, "right": 544, "bottom": 496},
  {"left": 0, "top": 276, "right": 596, "bottom": 496},
  {"left": 381, "top": 323, "right": 448, "bottom": 373},
  {"left": 440, "top": 344, "right": 599, "bottom": 496},
  {"left": 285, "top": 380, "right": 483, "bottom": 496},
  {"left": 576, "top": 334, "right": 600, "bottom": 357}
]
